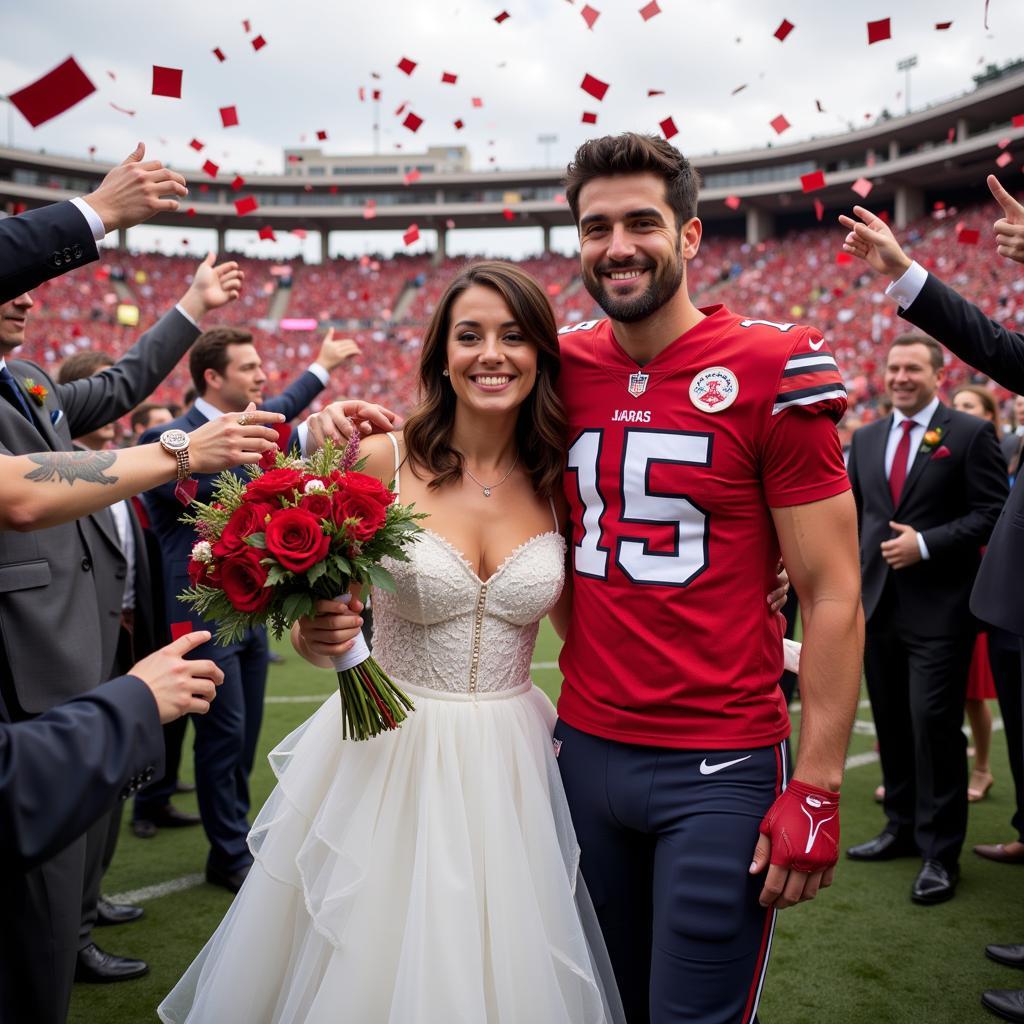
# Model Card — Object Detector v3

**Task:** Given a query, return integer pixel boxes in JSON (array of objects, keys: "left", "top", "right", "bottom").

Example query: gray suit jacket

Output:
[{"left": 0, "top": 307, "right": 200, "bottom": 714}]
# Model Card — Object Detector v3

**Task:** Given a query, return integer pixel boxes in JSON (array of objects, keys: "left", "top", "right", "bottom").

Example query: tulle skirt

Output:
[{"left": 158, "top": 681, "right": 622, "bottom": 1023}]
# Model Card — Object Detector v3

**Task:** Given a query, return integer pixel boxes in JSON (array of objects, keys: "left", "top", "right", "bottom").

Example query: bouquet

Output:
[{"left": 180, "top": 434, "right": 424, "bottom": 740}]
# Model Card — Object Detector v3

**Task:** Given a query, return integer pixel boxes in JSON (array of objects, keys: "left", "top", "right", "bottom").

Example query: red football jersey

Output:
[{"left": 556, "top": 306, "right": 850, "bottom": 749}]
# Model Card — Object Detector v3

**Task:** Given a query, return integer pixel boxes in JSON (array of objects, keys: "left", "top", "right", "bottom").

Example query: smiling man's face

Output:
[{"left": 0, "top": 292, "right": 34, "bottom": 356}]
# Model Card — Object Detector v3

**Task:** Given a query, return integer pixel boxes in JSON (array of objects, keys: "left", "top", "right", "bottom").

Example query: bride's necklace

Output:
[{"left": 460, "top": 453, "right": 519, "bottom": 497}]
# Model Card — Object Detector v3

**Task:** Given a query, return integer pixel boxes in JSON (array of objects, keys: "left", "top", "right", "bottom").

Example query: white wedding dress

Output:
[{"left": 158, "top": 448, "right": 623, "bottom": 1023}]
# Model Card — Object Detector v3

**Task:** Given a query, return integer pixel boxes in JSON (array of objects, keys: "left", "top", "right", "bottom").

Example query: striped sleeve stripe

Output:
[
  {"left": 772, "top": 386, "right": 848, "bottom": 415},
  {"left": 782, "top": 359, "right": 838, "bottom": 378},
  {"left": 785, "top": 352, "right": 838, "bottom": 370}
]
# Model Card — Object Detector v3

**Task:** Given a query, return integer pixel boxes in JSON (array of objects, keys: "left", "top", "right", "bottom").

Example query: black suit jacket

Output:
[
  {"left": 900, "top": 272, "right": 1024, "bottom": 636},
  {"left": 847, "top": 402, "right": 1007, "bottom": 636},
  {"left": 0, "top": 676, "right": 163, "bottom": 872},
  {"left": 0, "top": 201, "right": 98, "bottom": 302}
]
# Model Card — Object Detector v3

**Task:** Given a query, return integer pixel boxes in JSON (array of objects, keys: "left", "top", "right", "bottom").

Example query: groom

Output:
[{"left": 550, "top": 134, "right": 863, "bottom": 1023}]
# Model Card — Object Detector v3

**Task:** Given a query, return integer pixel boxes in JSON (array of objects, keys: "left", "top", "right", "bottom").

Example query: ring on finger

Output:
[{"left": 237, "top": 413, "right": 250, "bottom": 426}]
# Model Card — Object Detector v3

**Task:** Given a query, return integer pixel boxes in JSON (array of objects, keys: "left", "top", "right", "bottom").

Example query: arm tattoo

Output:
[{"left": 24, "top": 450, "right": 119, "bottom": 486}]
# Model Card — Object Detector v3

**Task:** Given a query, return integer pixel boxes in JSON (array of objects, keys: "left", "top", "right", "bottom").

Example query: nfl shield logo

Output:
[{"left": 627, "top": 371, "right": 649, "bottom": 398}]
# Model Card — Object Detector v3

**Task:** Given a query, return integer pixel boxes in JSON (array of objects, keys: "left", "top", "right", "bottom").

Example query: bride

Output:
[{"left": 159, "top": 261, "right": 625, "bottom": 1023}]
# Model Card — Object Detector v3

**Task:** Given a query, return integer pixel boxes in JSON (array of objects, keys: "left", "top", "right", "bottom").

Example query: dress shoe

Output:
[
  {"left": 205, "top": 863, "right": 251, "bottom": 894},
  {"left": 846, "top": 832, "right": 918, "bottom": 862},
  {"left": 975, "top": 842, "right": 1024, "bottom": 865},
  {"left": 988, "top": 945, "right": 1024, "bottom": 970},
  {"left": 911, "top": 859, "right": 959, "bottom": 905},
  {"left": 981, "top": 988, "right": 1024, "bottom": 1022},
  {"left": 131, "top": 818, "right": 158, "bottom": 839},
  {"left": 74, "top": 942, "right": 148, "bottom": 983},
  {"left": 151, "top": 803, "right": 201, "bottom": 827},
  {"left": 175, "top": 780, "right": 196, "bottom": 794},
  {"left": 96, "top": 897, "right": 143, "bottom": 926}
]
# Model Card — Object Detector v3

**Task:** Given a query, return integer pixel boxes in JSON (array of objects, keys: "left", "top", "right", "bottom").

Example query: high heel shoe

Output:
[{"left": 968, "top": 769, "right": 994, "bottom": 802}]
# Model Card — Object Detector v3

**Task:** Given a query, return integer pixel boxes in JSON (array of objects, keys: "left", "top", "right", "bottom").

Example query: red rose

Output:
[
  {"left": 335, "top": 471, "right": 395, "bottom": 509},
  {"left": 332, "top": 489, "right": 387, "bottom": 542},
  {"left": 245, "top": 468, "right": 305, "bottom": 505},
  {"left": 216, "top": 501, "right": 273, "bottom": 557},
  {"left": 264, "top": 507, "right": 330, "bottom": 572},
  {"left": 300, "top": 492, "right": 333, "bottom": 522},
  {"left": 187, "top": 558, "right": 207, "bottom": 587},
  {"left": 219, "top": 549, "right": 273, "bottom": 613}
]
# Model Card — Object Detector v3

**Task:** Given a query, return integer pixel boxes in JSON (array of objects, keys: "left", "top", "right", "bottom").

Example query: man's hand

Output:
[
  {"left": 768, "top": 560, "right": 790, "bottom": 614},
  {"left": 315, "top": 328, "right": 361, "bottom": 372},
  {"left": 305, "top": 400, "right": 400, "bottom": 451},
  {"left": 880, "top": 520, "right": 922, "bottom": 569},
  {"left": 187, "top": 403, "right": 285, "bottom": 472},
  {"left": 83, "top": 142, "right": 188, "bottom": 233},
  {"left": 750, "top": 780, "right": 840, "bottom": 909},
  {"left": 988, "top": 174, "right": 1024, "bottom": 264},
  {"left": 129, "top": 631, "right": 224, "bottom": 724},
  {"left": 178, "top": 253, "right": 244, "bottom": 321},
  {"left": 838, "top": 206, "right": 913, "bottom": 280}
]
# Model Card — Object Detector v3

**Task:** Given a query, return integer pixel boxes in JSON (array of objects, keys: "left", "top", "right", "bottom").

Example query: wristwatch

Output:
[{"left": 159, "top": 428, "right": 191, "bottom": 481}]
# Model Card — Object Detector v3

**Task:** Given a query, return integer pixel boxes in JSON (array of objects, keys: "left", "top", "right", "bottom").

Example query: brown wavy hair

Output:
[
  {"left": 402, "top": 261, "right": 566, "bottom": 497},
  {"left": 952, "top": 383, "right": 1001, "bottom": 432}
]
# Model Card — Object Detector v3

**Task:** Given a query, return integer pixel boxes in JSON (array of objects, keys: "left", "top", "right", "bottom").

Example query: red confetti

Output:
[
  {"left": 581, "top": 73, "right": 609, "bottom": 101},
  {"left": 800, "top": 170, "right": 826, "bottom": 193},
  {"left": 152, "top": 66, "right": 182, "bottom": 98},
  {"left": 494, "top": 10, "right": 510, "bottom": 22},
  {"left": 234, "top": 196, "right": 258, "bottom": 216},
  {"left": 358, "top": 86, "right": 366, "bottom": 102},
  {"left": 581, "top": 4, "right": 600, "bottom": 29},
  {"left": 835, "top": 252, "right": 854, "bottom": 265},
  {"left": 1012, "top": 114, "right": 1024, "bottom": 128},
  {"left": 639, "top": 0, "right": 660, "bottom": 19},
  {"left": 212, "top": 47, "right": 226, "bottom": 62},
  {"left": 947, "top": 126, "right": 956, "bottom": 143},
  {"left": 230, "top": 174, "right": 245, "bottom": 191},
  {"left": 189, "top": 138, "right": 205, "bottom": 151},
  {"left": 956, "top": 224, "right": 980, "bottom": 245},
  {"left": 9, "top": 57, "right": 96, "bottom": 128},
  {"left": 502, "top": 208, "right": 515, "bottom": 221},
  {"left": 814, "top": 199, "right": 825, "bottom": 221},
  {"left": 292, "top": 229, "right": 307, "bottom": 239},
  {"left": 185, "top": 207, "right": 196, "bottom": 217},
  {"left": 647, "top": 89, "right": 665, "bottom": 96},
  {"left": 999, "top": 137, "right": 1012, "bottom": 149},
  {"left": 724, "top": 195, "right": 741, "bottom": 210},
  {"left": 659, "top": 116, "right": 678, "bottom": 140},
  {"left": 441, "top": 71, "right": 458, "bottom": 84},
  {"left": 453, "top": 119, "right": 464, "bottom": 130},
  {"left": 258, "top": 225, "right": 276, "bottom": 241},
  {"left": 403, "top": 169, "right": 421, "bottom": 184},
  {"left": 471, "top": 97, "right": 483, "bottom": 108},
  {"left": 770, "top": 114, "right": 790, "bottom": 135},
  {"left": 774, "top": 18, "right": 794, "bottom": 41},
  {"left": 397, "top": 57, "right": 417, "bottom": 75},
  {"left": 997, "top": 151, "right": 1013, "bottom": 168},
  {"left": 363, "top": 200, "right": 377, "bottom": 220},
  {"left": 251, "top": 34, "right": 267, "bottom": 51},
  {"left": 109, "top": 102, "right": 135, "bottom": 116},
  {"left": 581, "top": 111, "right": 598, "bottom": 124},
  {"left": 372, "top": 89, "right": 381, "bottom": 101},
  {"left": 867, "top": 17, "right": 891, "bottom": 44},
  {"left": 403, "top": 111, "right": 423, "bottom": 132},
  {"left": 220, "top": 105, "right": 239, "bottom": 128},
  {"left": 403, "top": 223, "right": 420, "bottom": 246},
  {"left": 394, "top": 101, "right": 407, "bottom": 116},
  {"left": 242, "top": 18, "right": 251, "bottom": 32},
  {"left": 851, "top": 177, "right": 873, "bottom": 198},
  {"left": 935, "top": 21, "right": 952, "bottom": 30}
]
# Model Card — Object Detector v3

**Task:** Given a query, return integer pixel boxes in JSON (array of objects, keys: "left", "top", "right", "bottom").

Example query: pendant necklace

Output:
[{"left": 462, "top": 454, "right": 519, "bottom": 497}]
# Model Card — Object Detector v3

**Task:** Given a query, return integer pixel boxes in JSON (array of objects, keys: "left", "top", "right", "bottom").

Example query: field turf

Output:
[{"left": 70, "top": 624, "right": 1023, "bottom": 1023}]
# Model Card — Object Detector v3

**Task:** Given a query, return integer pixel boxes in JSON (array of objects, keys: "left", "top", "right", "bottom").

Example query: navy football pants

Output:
[{"left": 554, "top": 720, "right": 786, "bottom": 1024}]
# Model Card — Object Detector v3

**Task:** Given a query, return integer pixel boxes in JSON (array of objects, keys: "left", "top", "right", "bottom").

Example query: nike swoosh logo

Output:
[
  {"left": 808, "top": 338, "right": 825, "bottom": 351},
  {"left": 699, "top": 755, "right": 752, "bottom": 775}
]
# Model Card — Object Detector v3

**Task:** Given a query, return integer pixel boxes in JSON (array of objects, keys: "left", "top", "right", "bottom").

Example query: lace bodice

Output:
[
  {"left": 371, "top": 434, "right": 565, "bottom": 696},
  {"left": 372, "top": 529, "right": 565, "bottom": 695}
]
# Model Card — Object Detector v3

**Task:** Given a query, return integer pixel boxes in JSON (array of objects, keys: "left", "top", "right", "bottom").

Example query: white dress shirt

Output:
[
  {"left": 109, "top": 498, "right": 136, "bottom": 611},
  {"left": 884, "top": 393, "right": 938, "bottom": 561}
]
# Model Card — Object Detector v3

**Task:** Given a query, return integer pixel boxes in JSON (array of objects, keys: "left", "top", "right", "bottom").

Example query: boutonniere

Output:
[
  {"left": 919, "top": 426, "right": 943, "bottom": 454},
  {"left": 22, "top": 377, "right": 48, "bottom": 407}
]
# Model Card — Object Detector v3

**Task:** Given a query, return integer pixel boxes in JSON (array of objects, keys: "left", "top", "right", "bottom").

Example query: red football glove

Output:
[{"left": 758, "top": 779, "right": 840, "bottom": 873}]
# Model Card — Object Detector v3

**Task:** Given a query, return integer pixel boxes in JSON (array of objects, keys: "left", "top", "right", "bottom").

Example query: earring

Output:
[{"left": 442, "top": 369, "right": 450, "bottom": 377}]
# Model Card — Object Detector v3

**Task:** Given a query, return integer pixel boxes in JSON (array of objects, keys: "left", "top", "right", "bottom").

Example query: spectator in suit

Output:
[
  {"left": 0, "top": 409, "right": 282, "bottom": 1024},
  {"left": 845, "top": 334, "right": 1007, "bottom": 905},
  {"left": 841, "top": 177, "right": 1024, "bottom": 1022},
  {"left": 0, "top": 142, "right": 187, "bottom": 303},
  {"left": 139, "top": 326, "right": 361, "bottom": 893}
]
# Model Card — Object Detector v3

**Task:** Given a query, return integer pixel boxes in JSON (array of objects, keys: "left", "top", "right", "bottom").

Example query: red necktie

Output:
[{"left": 888, "top": 419, "right": 916, "bottom": 505}]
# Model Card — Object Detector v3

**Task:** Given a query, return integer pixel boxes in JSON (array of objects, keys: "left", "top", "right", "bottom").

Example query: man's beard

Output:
[{"left": 582, "top": 248, "right": 684, "bottom": 324}]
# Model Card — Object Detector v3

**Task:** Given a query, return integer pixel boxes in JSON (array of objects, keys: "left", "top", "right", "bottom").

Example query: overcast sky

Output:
[{"left": 2, "top": 0, "right": 1021, "bottom": 260}]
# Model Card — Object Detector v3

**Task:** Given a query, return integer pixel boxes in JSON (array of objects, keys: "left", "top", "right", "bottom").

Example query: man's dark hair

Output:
[
  {"left": 130, "top": 402, "right": 172, "bottom": 434},
  {"left": 189, "top": 327, "right": 253, "bottom": 395},
  {"left": 57, "top": 350, "right": 114, "bottom": 384},
  {"left": 564, "top": 132, "right": 701, "bottom": 229},
  {"left": 888, "top": 333, "right": 944, "bottom": 372}
]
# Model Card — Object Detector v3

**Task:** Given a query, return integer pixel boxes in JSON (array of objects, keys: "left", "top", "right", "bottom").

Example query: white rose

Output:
[
  {"left": 304, "top": 479, "right": 327, "bottom": 494},
  {"left": 191, "top": 540, "right": 213, "bottom": 563}
]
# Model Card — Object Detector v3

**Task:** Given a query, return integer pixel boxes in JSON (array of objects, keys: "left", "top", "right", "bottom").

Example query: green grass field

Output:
[{"left": 70, "top": 626, "right": 1024, "bottom": 1023}]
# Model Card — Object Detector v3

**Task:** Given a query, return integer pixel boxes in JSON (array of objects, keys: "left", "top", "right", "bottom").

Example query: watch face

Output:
[{"left": 161, "top": 429, "right": 189, "bottom": 452}]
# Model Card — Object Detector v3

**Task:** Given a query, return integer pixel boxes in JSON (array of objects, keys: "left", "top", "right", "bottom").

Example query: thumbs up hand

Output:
[{"left": 988, "top": 175, "right": 1024, "bottom": 264}]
